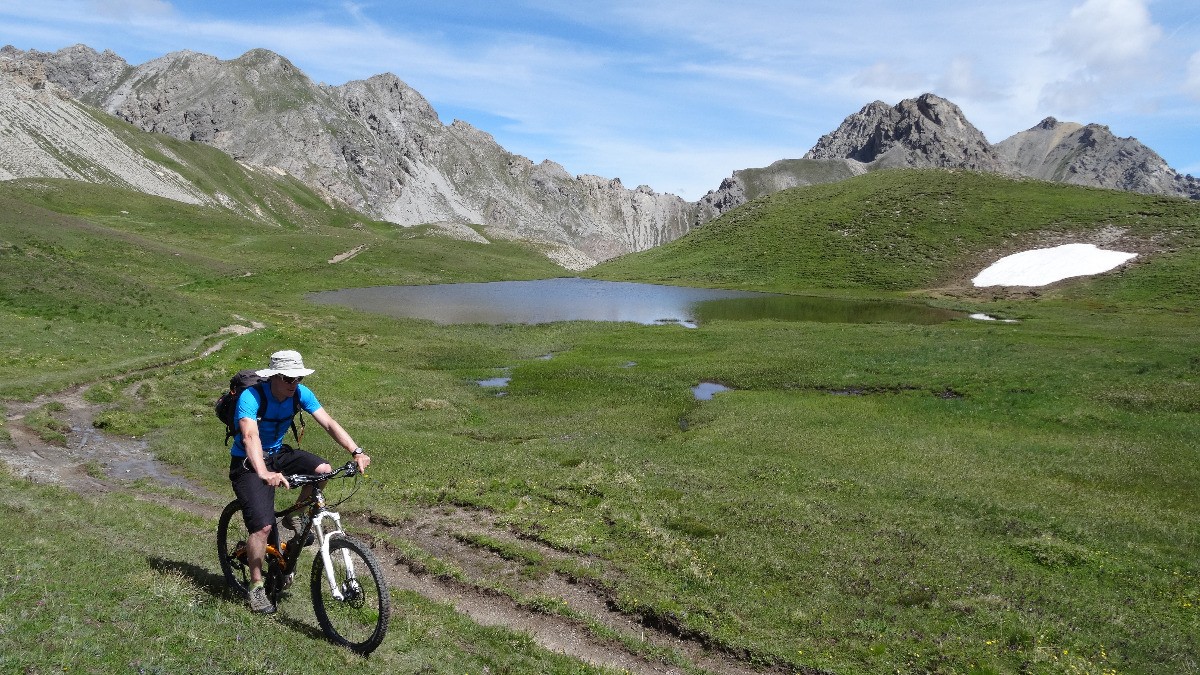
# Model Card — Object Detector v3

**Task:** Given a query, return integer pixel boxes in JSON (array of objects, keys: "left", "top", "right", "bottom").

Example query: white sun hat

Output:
[{"left": 256, "top": 350, "right": 315, "bottom": 378}]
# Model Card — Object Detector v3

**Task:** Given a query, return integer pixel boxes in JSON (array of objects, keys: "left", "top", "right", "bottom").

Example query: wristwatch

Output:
[{"left": 352, "top": 448, "right": 365, "bottom": 456}]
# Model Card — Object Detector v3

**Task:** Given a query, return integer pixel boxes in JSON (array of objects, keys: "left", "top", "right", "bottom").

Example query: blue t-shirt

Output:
[{"left": 230, "top": 383, "right": 322, "bottom": 457}]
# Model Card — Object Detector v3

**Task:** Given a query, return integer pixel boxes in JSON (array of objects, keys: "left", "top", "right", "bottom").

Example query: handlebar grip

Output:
[{"left": 285, "top": 461, "right": 359, "bottom": 487}]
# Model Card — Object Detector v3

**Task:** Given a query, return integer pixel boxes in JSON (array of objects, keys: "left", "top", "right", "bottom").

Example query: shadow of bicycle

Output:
[
  {"left": 148, "top": 556, "right": 227, "bottom": 597},
  {"left": 148, "top": 556, "right": 325, "bottom": 641}
]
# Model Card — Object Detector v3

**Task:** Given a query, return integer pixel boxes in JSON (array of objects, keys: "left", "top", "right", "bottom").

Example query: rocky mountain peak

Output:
[
  {"left": 994, "top": 118, "right": 1195, "bottom": 197},
  {"left": 1, "top": 44, "right": 128, "bottom": 105},
  {"left": 235, "top": 48, "right": 297, "bottom": 68},
  {"left": 804, "top": 93, "right": 1006, "bottom": 172}
]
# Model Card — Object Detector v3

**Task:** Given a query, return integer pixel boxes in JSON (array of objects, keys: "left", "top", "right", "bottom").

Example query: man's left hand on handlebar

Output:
[{"left": 351, "top": 447, "right": 371, "bottom": 474}]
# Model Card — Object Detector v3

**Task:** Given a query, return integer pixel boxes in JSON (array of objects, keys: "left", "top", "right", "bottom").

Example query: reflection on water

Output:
[
  {"left": 311, "top": 278, "right": 765, "bottom": 325},
  {"left": 310, "top": 278, "right": 960, "bottom": 326},
  {"left": 692, "top": 382, "right": 732, "bottom": 400}
]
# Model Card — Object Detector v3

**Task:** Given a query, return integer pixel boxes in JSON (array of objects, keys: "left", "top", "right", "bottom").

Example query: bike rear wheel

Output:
[
  {"left": 217, "top": 500, "right": 265, "bottom": 597},
  {"left": 310, "top": 535, "right": 390, "bottom": 655}
]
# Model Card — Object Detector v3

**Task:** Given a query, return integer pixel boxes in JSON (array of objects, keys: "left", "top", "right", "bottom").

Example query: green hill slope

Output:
[
  {"left": 0, "top": 178, "right": 562, "bottom": 398},
  {"left": 593, "top": 169, "right": 1200, "bottom": 303}
]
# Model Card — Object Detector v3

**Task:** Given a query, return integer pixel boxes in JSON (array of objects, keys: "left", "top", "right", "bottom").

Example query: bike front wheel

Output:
[{"left": 311, "top": 534, "right": 390, "bottom": 655}]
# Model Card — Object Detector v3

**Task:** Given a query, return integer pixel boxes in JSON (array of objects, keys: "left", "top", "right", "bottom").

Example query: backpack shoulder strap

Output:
[
  {"left": 292, "top": 387, "right": 306, "bottom": 444},
  {"left": 254, "top": 381, "right": 270, "bottom": 420}
]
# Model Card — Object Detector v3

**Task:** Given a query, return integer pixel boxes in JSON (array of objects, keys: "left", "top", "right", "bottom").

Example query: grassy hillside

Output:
[
  {"left": 594, "top": 169, "right": 1200, "bottom": 303},
  {"left": 2, "top": 170, "right": 1198, "bottom": 674},
  {"left": 0, "top": 178, "right": 562, "bottom": 399}
]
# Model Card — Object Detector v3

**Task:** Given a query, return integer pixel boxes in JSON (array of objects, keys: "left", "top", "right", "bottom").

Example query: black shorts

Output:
[{"left": 228, "top": 445, "right": 327, "bottom": 533}]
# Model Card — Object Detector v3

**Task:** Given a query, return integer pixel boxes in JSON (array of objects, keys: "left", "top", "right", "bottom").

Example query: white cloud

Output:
[
  {"left": 1054, "top": 0, "right": 1161, "bottom": 70},
  {"left": 1040, "top": 0, "right": 1166, "bottom": 113},
  {"left": 1187, "top": 51, "right": 1200, "bottom": 100},
  {"left": 851, "top": 62, "right": 927, "bottom": 93},
  {"left": 937, "top": 57, "right": 1005, "bottom": 102}
]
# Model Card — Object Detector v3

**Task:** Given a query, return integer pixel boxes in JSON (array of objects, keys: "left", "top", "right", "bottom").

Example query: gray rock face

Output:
[
  {"left": 1, "top": 44, "right": 130, "bottom": 104},
  {"left": 697, "top": 94, "right": 1013, "bottom": 227},
  {"left": 8, "top": 45, "right": 695, "bottom": 268},
  {"left": 995, "top": 117, "right": 1199, "bottom": 199},
  {"left": 805, "top": 94, "right": 1008, "bottom": 173},
  {"left": 695, "top": 158, "right": 866, "bottom": 222},
  {"left": 0, "top": 54, "right": 208, "bottom": 204}
]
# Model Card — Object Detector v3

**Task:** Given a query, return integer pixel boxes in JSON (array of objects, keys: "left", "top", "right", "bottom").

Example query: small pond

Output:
[
  {"left": 309, "top": 278, "right": 960, "bottom": 326},
  {"left": 692, "top": 382, "right": 732, "bottom": 400}
]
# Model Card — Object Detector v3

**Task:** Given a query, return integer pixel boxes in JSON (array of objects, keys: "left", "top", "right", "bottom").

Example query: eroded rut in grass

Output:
[{"left": 0, "top": 341, "right": 788, "bottom": 675}]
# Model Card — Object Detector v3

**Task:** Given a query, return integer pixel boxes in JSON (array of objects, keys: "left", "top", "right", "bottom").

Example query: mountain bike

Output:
[{"left": 217, "top": 461, "right": 390, "bottom": 655}]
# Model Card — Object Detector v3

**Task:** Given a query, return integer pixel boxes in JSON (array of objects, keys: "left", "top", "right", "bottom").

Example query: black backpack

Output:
[{"left": 214, "top": 369, "right": 306, "bottom": 446}]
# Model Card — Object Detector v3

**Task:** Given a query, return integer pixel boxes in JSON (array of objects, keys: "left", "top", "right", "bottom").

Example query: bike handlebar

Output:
[{"left": 285, "top": 461, "right": 360, "bottom": 488}]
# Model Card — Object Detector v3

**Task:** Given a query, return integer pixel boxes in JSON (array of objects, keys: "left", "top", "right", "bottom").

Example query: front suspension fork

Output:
[{"left": 314, "top": 511, "right": 357, "bottom": 600}]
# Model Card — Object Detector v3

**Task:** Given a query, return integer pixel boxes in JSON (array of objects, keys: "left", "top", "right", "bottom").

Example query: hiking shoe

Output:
[{"left": 247, "top": 585, "right": 276, "bottom": 614}]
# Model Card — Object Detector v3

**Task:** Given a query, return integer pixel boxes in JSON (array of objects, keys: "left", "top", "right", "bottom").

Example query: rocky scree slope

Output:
[
  {"left": 0, "top": 50, "right": 380, "bottom": 229},
  {"left": 7, "top": 45, "right": 693, "bottom": 269},
  {"left": 0, "top": 55, "right": 208, "bottom": 204}
]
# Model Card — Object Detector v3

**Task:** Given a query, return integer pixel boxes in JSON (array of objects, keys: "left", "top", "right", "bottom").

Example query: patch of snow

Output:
[
  {"left": 969, "top": 313, "right": 1019, "bottom": 323},
  {"left": 973, "top": 244, "right": 1136, "bottom": 287}
]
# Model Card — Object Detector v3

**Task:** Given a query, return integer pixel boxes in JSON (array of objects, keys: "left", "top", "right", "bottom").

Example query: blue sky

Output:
[{"left": 3, "top": 0, "right": 1199, "bottom": 199}]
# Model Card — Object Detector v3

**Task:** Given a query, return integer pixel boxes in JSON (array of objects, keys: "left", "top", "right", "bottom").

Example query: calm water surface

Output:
[{"left": 309, "top": 278, "right": 960, "bottom": 326}]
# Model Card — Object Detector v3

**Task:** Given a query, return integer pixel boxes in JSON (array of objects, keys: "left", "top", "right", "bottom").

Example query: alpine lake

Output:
[
  {"left": 308, "top": 277, "right": 961, "bottom": 328},
  {"left": 311, "top": 278, "right": 964, "bottom": 400}
]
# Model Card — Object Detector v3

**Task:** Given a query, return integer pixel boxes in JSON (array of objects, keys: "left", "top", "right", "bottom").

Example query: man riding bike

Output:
[{"left": 227, "top": 350, "right": 371, "bottom": 613}]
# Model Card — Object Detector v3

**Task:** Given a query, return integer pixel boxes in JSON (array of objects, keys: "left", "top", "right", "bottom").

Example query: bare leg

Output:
[
  {"left": 246, "top": 523, "right": 272, "bottom": 584},
  {"left": 291, "top": 462, "right": 331, "bottom": 510}
]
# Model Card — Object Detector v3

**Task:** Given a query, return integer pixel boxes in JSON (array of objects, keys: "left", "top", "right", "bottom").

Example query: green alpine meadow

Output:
[{"left": 2, "top": 167, "right": 1198, "bottom": 674}]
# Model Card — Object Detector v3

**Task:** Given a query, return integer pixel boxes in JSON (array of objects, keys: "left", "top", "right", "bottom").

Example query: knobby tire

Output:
[{"left": 310, "top": 534, "right": 390, "bottom": 655}]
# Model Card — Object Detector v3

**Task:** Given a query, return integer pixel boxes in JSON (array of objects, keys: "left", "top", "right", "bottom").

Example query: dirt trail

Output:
[{"left": 0, "top": 332, "right": 788, "bottom": 675}]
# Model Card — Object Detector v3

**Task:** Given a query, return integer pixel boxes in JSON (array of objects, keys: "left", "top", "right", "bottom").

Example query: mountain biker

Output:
[{"left": 228, "top": 349, "right": 371, "bottom": 614}]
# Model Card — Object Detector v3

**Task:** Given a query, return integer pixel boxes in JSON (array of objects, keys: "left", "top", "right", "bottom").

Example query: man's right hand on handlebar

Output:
[{"left": 260, "top": 471, "right": 290, "bottom": 489}]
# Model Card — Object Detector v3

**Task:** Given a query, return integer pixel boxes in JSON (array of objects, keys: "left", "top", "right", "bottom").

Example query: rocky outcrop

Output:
[
  {"left": 804, "top": 94, "right": 1008, "bottom": 173},
  {"left": 698, "top": 92, "right": 1009, "bottom": 218},
  {"left": 2, "top": 44, "right": 130, "bottom": 104},
  {"left": 695, "top": 94, "right": 1199, "bottom": 216}
]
